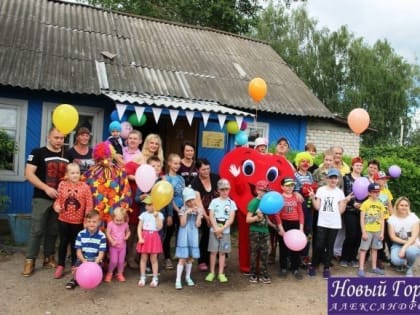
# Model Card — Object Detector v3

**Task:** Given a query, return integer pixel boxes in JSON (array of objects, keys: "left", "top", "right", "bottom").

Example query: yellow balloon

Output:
[
  {"left": 226, "top": 121, "right": 239, "bottom": 134},
  {"left": 52, "top": 104, "right": 79, "bottom": 135},
  {"left": 151, "top": 181, "right": 174, "bottom": 211}
]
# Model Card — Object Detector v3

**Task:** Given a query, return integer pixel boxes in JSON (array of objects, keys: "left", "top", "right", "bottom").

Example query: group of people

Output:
[{"left": 21, "top": 124, "right": 419, "bottom": 292}]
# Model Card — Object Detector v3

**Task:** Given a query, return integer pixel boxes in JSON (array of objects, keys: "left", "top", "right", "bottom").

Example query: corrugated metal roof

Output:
[{"left": 0, "top": 0, "right": 333, "bottom": 118}]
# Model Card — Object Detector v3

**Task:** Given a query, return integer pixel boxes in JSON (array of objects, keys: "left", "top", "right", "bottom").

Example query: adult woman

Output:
[
  {"left": 388, "top": 196, "right": 420, "bottom": 276},
  {"left": 340, "top": 156, "right": 364, "bottom": 267},
  {"left": 141, "top": 133, "right": 164, "bottom": 166},
  {"left": 190, "top": 158, "right": 220, "bottom": 271},
  {"left": 65, "top": 127, "right": 94, "bottom": 174},
  {"left": 178, "top": 141, "right": 198, "bottom": 186}
]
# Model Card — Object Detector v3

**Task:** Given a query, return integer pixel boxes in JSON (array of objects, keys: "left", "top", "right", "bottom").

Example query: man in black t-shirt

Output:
[{"left": 23, "top": 127, "right": 69, "bottom": 277}]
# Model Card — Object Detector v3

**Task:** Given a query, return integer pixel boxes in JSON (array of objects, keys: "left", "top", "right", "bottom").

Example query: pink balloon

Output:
[
  {"left": 283, "top": 229, "right": 307, "bottom": 251},
  {"left": 135, "top": 164, "right": 157, "bottom": 192},
  {"left": 120, "top": 121, "right": 133, "bottom": 139},
  {"left": 352, "top": 177, "right": 370, "bottom": 200},
  {"left": 75, "top": 262, "right": 103, "bottom": 289},
  {"left": 388, "top": 165, "right": 401, "bottom": 178}
]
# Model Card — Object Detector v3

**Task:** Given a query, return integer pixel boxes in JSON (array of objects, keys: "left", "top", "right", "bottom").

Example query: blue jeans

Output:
[
  {"left": 26, "top": 198, "right": 58, "bottom": 259},
  {"left": 390, "top": 243, "right": 420, "bottom": 268}
]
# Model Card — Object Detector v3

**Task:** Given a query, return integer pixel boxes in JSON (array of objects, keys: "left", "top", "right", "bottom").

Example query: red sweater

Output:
[
  {"left": 54, "top": 180, "right": 93, "bottom": 224},
  {"left": 275, "top": 194, "right": 304, "bottom": 225}
]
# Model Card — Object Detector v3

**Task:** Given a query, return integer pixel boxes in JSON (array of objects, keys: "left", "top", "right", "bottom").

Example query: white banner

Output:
[
  {"left": 151, "top": 107, "right": 162, "bottom": 123},
  {"left": 201, "top": 112, "right": 210, "bottom": 128},
  {"left": 169, "top": 109, "right": 179, "bottom": 125},
  {"left": 116, "top": 103, "right": 127, "bottom": 120},
  {"left": 235, "top": 116, "right": 244, "bottom": 130},
  {"left": 217, "top": 114, "right": 227, "bottom": 130},
  {"left": 185, "top": 110, "right": 195, "bottom": 126},
  {"left": 134, "top": 106, "right": 146, "bottom": 122}
]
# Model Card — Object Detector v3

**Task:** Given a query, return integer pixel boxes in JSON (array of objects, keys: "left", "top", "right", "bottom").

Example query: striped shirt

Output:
[{"left": 75, "top": 229, "right": 107, "bottom": 261}]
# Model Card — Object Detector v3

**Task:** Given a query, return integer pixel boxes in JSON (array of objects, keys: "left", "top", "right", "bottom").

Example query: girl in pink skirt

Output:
[{"left": 137, "top": 195, "right": 164, "bottom": 287}]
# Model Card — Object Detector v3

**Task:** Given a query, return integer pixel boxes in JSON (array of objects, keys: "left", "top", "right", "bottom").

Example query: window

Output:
[
  {"left": 246, "top": 121, "right": 270, "bottom": 147},
  {"left": 0, "top": 98, "right": 28, "bottom": 181},
  {"left": 42, "top": 103, "right": 104, "bottom": 149}
]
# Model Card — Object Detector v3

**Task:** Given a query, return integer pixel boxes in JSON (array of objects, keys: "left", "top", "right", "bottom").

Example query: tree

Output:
[{"left": 86, "top": 0, "right": 261, "bottom": 34}]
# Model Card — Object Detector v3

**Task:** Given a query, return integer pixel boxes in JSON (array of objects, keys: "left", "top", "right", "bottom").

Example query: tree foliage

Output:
[{"left": 86, "top": 0, "right": 261, "bottom": 34}]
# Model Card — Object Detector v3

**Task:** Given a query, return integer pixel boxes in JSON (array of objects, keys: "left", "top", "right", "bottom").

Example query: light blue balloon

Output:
[
  {"left": 235, "top": 131, "right": 248, "bottom": 145},
  {"left": 259, "top": 191, "right": 284, "bottom": 215}
]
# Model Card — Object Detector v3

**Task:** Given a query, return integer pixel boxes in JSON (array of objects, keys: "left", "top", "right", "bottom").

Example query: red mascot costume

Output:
[{"left": 219, "top": 147, "right": 294, "bottom": 273}]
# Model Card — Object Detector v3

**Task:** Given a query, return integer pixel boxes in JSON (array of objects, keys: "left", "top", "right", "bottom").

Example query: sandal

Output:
[
  {"left": 65, "top": 279, "right": 77, "bottom": 290},
  {"left": 150, "top": 277, "right": 159, "bottom": 288}
]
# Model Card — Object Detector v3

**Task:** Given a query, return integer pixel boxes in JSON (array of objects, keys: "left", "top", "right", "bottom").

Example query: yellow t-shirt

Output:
[
  {"left": 378, "top": 188, "right": 393, "bottom": 219},
  {"left": 360, "top": 199, "right": 385, "bottom": 233}
]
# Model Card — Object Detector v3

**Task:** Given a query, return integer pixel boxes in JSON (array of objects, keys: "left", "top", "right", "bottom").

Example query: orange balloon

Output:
[
  {"left": 347, "top": 108, "right": 370, "bottom": 135},
  {"left": 248, "top": 77, "right": 267, "bottom": 102}
]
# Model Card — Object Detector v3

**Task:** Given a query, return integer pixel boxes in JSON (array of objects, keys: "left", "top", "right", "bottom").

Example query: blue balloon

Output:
[
  {"left": 259, "top": 191, "right": 284, "bottom": 215},
  {"left": 235, "top": 131, "right": 248, "bottom": 145},
  {"left": 110, "top": 110, "right": 129, "bottom": 122}
]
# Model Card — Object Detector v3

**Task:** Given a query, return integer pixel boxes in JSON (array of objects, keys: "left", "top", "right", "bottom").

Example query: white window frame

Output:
[
  {"left": 42, "top": 102, "right": 104, "bottom": 148},
  {"left": 0, "top": 97, "right": 28, "bottom": 182},
  {"left": 246, "top": 121, "right": 270, "bottom": 146}
]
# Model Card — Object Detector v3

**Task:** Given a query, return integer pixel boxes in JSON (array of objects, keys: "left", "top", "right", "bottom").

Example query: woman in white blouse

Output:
[{"left": 388, "top": 196, "right": 420, "bottom": 276}]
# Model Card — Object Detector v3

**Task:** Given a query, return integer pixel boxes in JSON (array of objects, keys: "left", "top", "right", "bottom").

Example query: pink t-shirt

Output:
[{"left": 107, "top": 221, "right": 129, "bottom": 248}]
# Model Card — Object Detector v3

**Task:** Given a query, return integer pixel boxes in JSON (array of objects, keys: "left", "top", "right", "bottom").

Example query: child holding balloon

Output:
[
  {"left": 276, "top": 177, "right": 305, "bottom": 280},
  {"left": 137, "top": 195, "right": 164, "bottom": 287},
  {"left": 104, "top": 207, "right": 131, "bottom": 282},
  {"left": 174, "top": 187, "right": 203, "bottom": 289},
  {"left": 246, "top": 180, "right": 273, "bottom": 284}
]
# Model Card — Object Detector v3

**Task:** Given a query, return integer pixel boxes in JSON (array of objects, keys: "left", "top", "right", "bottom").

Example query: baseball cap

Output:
[
  {"left": 277, "top": 137, "right": 289, "bottom": 146},
  {"left": 142, "top": 195, "right": 153, "bottom": 204},
  {"left": 254, "top": 137, "right": 268, "bottom": 147},
  {"left": 281, "top": 177, "right": 296, "bottom": 186},
  {"left": 327, "top": 168, "right": 340, "bottom": 178},
  {"left": 217, "top": 178, "right": 231, "bottom": 190},
  {"left": 255, "top": 180, "right": 271, "bottom": 192},
  {"left": 368, "top": 183, "right": 381, "bottom": 192},
  {"left": 182, "top": 187, "right": 196, "bottom": 202},
  {"left": 76, "top": 126, "right": 90, "bottom": 136},
  {"left": 373, "top": 171, "right": 390, "bottom": 181}
]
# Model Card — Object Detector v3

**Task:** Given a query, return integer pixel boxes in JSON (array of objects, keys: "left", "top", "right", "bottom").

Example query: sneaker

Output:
[
  {"left": 205, "top": 272, "right": 215, "bottom": 282},
  {"left": 350, "top": 260, "right": 359, "bottom": 268},
  {"left": 218, "top": 273, "right": 228, "bottom": 283},
  {"left": 115, "top": 273, "right": 126, "bottom": 282},
  {"left": 357, "top": 269, "right": 365, "bottom": 277},
  {"left": 199, "top": 263, "right": 208, "bottom": 272},
  {"left": 249, "top": 275, "right": 258, "bottom": 283},
  {"left": 54, "top": 265, "right": 64, "bottom": 279},
  {"left": 340, "top": 260, "right": 349, "bottom": 267},
  {"left": 308, "top": 266, "right": 316, "bottom": 277},
  {"left": 293, "top": 270, "right": 303, "bottom": 280},
  {"left": 278, "top": 269, "right": 287, "bottom": 278},
  {"left": 150, "top": 277, "right": 159, "bottom": 288},
  {"left": 104, "top": 272, "right": 113, "bottom": 283},
  {"left": 23, "top": 259, "right": 35, "bottom": 277},
  {"left": 261, "top": 276, "right": 271, "bottom": 284},
  {"left": 322, "top": 268, "right": 331, "bottom": 279},
  {"left": 175, "top": 280, "right": 182, "bottom": 290},
  {"left": 369, "top": 268, "right": 385, "bottom": 275},
  {"left": 138, "top": 277, "right": 146, "bottom": 287},
  {"left": 185, "top": 278, "right": 195, "bottom": 286},
  {"left": 406, "top": 267, "right": 413, "bottom": 277},
  {"left": 165, "top": 259, "right": 174, "bottom": 270}
]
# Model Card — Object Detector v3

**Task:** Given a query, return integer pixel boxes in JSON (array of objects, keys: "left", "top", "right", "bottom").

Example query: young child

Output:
[
  {"left": 53, "top": 163, "right": 93, "bottom": 279},
  {"left": 254, "top": 137, "right": 268, "bottom": 153},
  {"left": 104, "top": 207, "right": 131, "bottom": 282},
  {"left": 162, "top": 153, "right": 185, "bottom": 270},
  {"left": 246, "top": 180, "right": 273, "bottom": 284},
  {"left": 357, "top": 183, "right": 386, "bottom": 277},
  {"left": 205, "top": 179, "right": 237, "bottom": 283},
  {"left": 65, "top": 210, "right": 107, "bottom": 289},
  {"left": 174, "top": 187, "right": 203, "bottom": 289},
  {"left": 107, "top": 121, "right": 124, "bottom": 165},
  {"left": 276, "top": 177, "right": 305, "bottom": 280},
  {"left": 308, "top": 168, "right": 352, "bottom": 279},
  {"left": 137, "top": 195, "right": 164, "bottom": 288}
]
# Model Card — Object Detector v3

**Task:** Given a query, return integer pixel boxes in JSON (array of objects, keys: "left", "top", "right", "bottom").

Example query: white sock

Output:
[
  {"left": 185, "top": 262, "right": 193, "bottom": 280},
  {"left": 176, "top": 263, "right": 184, "bottom": 282}
]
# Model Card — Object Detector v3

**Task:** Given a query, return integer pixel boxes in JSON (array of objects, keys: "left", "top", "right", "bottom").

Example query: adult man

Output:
[
  {"left": 23, "top": 127, "right": 69, "bottom": 276},
  {"left": 331, "top": 146, "right": 350, "bottom": 176}
]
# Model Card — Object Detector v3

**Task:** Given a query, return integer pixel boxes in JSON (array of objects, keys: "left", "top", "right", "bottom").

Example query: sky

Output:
[{"left": 291, "top": 0, "right": 420, "bottom": 64}]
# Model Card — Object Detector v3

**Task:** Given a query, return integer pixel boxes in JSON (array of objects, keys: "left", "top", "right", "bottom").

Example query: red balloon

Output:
[
  {"left": 347, "top": 108, "right": 370, "bottom": 135},
  {"left": 248, "top": 77, "right": 267, "bottom": 102}
]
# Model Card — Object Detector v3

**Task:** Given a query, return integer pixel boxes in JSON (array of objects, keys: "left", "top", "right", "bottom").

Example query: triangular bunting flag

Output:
[
  {"left": 235, "top": 116, "right": 244, "bottom": 130},
  {"left": 185, "top": 111, "right": 195, "bottom": 126},
  {"left": 169, "top": 109, "right": 179, "bottom": 125},
  {"left": 151, "top": 107, "right": 162, "bottom": 123},
  {"left": 134, "top": 106, "right": 145, "bottom": 122},
  {"left": 116, "top": 103, "right": 127, "bottom": 120},
  {"left": 201, "top": 112, "right": 210, "bottom": 128},
  {"left": 217, "top": 114, "right": 227, "bottom": 130}
]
